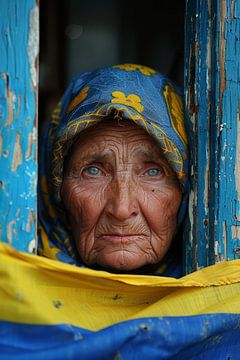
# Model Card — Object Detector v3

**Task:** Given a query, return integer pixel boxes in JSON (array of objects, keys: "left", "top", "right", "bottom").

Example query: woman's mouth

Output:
[{"left": 99, "top": 234, "right": 140, "bottom": 244}]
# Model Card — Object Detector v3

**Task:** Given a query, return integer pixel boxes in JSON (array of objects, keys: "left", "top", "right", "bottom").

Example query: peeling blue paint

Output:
[
  {"left": 216, "top": 0, "right": 240, "bottom": 261},
  {"left": 185, "top": 0, "right": 240, "bottom": 273},
  {"left": 184, "top": 0, "right": 211, "bottom": 272},
  {"left": 0, "top": 0, "right": 38, "bottom": 252}
]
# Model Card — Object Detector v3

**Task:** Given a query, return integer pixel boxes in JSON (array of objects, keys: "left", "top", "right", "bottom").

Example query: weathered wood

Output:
[
  {"left": 184, "top": 0, "right": 240, "bottom": 273},
  {"left": 0, "top": 0, "right": 39, "bottom": 252}
]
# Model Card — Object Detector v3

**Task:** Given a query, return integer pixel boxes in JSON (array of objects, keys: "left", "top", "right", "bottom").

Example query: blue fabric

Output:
[{"left": 1, "top": 314, "right": 239, "bottom": 359}]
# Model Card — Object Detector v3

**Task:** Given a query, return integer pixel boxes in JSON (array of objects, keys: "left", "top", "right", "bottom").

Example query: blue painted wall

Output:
[
  {"left": 184, "top": 0, "right": 240, "bottom": 273},
  {"left": 0, "top": 0, "right": 38, "bottom": 252},
  {"left": 213, "top": 0, "right": 240, "bottom": 262}
]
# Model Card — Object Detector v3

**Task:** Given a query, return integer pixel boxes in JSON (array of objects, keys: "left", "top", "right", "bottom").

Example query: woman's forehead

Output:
[
  {"left": 81, "top": 119, "right": 151, "bottom": 137},
  {"left": 63, "top": 123, "right": 175, "bottom": 175},
  {"left": 68, "top": 119, "right": 165, "bottom": 160}
]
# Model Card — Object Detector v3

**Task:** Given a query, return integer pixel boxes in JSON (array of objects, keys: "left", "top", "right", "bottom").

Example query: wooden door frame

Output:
[{"left": 184, "top": 0, "right": 240, "bottom": 273}]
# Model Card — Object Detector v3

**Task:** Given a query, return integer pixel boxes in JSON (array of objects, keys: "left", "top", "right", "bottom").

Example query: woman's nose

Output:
[{"left": 105, "top": 175, "right": 139, "bottom": 221}]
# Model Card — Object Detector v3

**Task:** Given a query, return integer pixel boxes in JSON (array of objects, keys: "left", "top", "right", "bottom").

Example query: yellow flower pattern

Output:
[
  {"left": 111, "top": 91, "right": 144, "bottom": 113},
  {"left": 163, "top": 83, "right": 188, "bottom": 148},
  {"left": 38, "top": 226, "right": 60, "bottom": 260},
  {"left": 67, "top": 86, "right": 89, "bottom": 114},
  {"left": 113, "top": 64, "right": 156, "bottom": 76}
]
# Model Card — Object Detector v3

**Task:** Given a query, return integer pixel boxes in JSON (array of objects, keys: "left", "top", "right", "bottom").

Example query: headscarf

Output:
[{"left": 38, "top": 64, "right": 189, "bottom": 275}]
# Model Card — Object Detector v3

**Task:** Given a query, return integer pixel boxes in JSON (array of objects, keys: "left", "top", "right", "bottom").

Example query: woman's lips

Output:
[{"left": 99, "top": 234, "right": 140, "bottom": 244}]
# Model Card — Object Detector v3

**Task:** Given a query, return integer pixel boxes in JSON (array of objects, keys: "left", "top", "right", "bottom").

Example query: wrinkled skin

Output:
[{"left": 61, "top": 120, "right": 182, "bottom": 272}]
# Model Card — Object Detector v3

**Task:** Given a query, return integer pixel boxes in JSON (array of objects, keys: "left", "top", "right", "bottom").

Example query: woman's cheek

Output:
[
  {"left": 62, "top": 182, "right": 84, "bottom": 215},
  {"left": 64, "top": 180, "right": 108, "bottom": 228},
  {"left": 143, "top": 185, "right": 181, "bottom": 230}
]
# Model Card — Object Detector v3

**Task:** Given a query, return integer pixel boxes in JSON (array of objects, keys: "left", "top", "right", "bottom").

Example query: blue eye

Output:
[
  {"left": 146, "top": 168, "right": 161, "bottom": 176},
  {"left": 85, "top": 166, "right": 101, "bottom": 175}
]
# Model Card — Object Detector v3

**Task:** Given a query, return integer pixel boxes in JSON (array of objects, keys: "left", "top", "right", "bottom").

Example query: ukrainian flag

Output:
[{"left": 0, "top": 242, "right": 240, "bottom": 359}]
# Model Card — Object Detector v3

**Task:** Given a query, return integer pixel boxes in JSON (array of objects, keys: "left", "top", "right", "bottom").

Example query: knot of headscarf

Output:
[{"left": 38, "top": 64, "right": 189, "bottom": 273}]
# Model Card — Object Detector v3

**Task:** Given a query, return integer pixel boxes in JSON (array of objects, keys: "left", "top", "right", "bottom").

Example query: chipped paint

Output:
[
  {"left": 0, "top": 1, "right": 38, "bottom": 252},
  {"left": 218, "top": 1, "right": 227, "bottom": 119},
  {"left": 28, "top": 238, "right": 36, "bottom": 253},
  {"left": 235, "top": 107, "right": 240, "bottom": 210},
  {"left": 26, "top": 210, "right": 35, "bottom": 232},
  {"left": 185, "top": 0, "right": 240, "bottom": 273},
  {"left": 25, "top": 132, "right": 33, "bottom": 159},
  {"left": 25, "top": 127, "right": 37, "bottom": 160},
  {"left": 188, "top": 45, "right": 196, "bottom": 119},
  {"left": 184, "top": 0, "right": 212, "bottom": 272},
  {"left": 214, "top": 241, "right": 219, "bottom": 258},
  {"left": 27, "top": 6, "right": 39, "bottom": 88},
  {"left": 11, "top": 133, "right": 23, "bottom": 172},
  {"left": 232, "top": 225, "right": 240, "bottom": 239},
  {"left": 3, "top": 150, "right": 8, "bottom": 158},
  {"left": 235, "top": 246, "right": 240, "bottom": 255},
  {"left": 204, "top": 154, "right": 209, "bottom": 213},
  {"left": 188, "top": 190, "right": 194, "bottom": 246},
  {"left": 7, "top": 220, "right": 16, "bottom": 244},
  {"left": 5, "top": 89, "right": 15, "bottom": 127},
  {"left": 218, "top": 221, "right": 227, "bottom": 262},
  {"left": 216, "top": 0, "right": 240, "bottom": 261},
  {"left": 231, "top": 0, "right": 236, "bottom": 20},
  {"left": 1, "top": 73, "right": 16, "bottom": 127}
]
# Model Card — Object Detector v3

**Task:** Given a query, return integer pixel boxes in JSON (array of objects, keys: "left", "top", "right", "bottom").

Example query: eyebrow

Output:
[
  {"left": 82, "top": 147, "right": 164, "bottom": 164},
  {"left": 133, "top": 148, "right": 165, "bottom": 162},
  {"left": 79, "top": 152, "right": 112, "bottom": 163}
]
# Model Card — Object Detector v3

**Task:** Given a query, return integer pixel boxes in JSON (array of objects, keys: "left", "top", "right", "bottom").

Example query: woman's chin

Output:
[{"left": 90, "top": 251, "right": 148, "bottom": 272}]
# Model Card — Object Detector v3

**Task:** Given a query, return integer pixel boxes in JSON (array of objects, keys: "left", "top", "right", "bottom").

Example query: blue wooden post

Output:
[
  {"left": 184, "top": 0, "right": 240, "bottom": 273},
  {"left": 0, "top": 0, "right": 39, "bottom": 253}
]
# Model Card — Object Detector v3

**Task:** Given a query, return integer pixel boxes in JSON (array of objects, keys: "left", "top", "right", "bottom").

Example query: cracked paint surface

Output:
[
  {"left": 185, "top": 0, "right": 240, "bottom": 273},
  {"left": 216, "top": 0, "right": 240, "bottom": 261},
  {"left": 185, "top": 0, "right": 212, "bottom": 272},
  {"left": 0, "top": 0, "right": 38, "bottom": 252}
]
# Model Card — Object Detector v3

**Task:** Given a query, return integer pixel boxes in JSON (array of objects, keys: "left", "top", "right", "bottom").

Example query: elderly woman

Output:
[
  {"left": 1, "top": 65, "right": 239, "bottom": 359},
  {"left": 38, "top": 64, "right": 189, "bottom": 277}
]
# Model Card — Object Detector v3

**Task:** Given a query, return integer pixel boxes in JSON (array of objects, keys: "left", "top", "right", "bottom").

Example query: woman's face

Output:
[{"left": 61, "top": 120, "right": 182, "bottom": 272}]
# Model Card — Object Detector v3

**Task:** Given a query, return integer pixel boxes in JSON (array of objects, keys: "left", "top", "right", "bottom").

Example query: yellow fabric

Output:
[{"left": 0, "top": 242, "right": 240, "bottom": 331}]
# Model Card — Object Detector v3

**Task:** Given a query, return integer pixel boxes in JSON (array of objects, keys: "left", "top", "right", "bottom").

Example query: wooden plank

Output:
[
  {"left": 184, "top": 0, "right": 211, "bottom": 273},
  {"left": 213, "top": 0, "right": 240, "bottom": 262},
  {"left": 0, "top": 0, "right": 39, "bottom": 253},
  {"left": 184, "top": 0, "right": 240, "bottom": 273}
]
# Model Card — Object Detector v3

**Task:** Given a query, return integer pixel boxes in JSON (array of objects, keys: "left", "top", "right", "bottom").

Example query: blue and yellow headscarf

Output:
[{"left": 38, "top": 64, "right": 189, "bottom": 273}]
